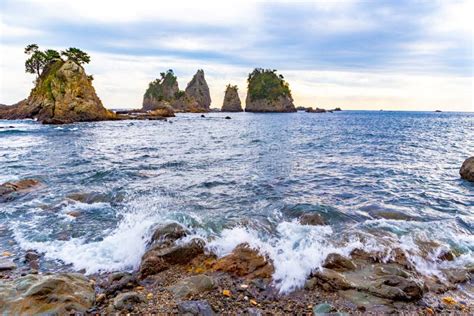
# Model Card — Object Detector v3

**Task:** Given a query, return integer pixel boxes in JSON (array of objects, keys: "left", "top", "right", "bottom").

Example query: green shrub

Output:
[{"left": 247, "top": 68, "right": 291, "bottom": 101}]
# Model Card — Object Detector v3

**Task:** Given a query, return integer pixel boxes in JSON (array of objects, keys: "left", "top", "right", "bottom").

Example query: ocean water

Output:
[{"left": 1, "top": 111, "right": 473, "bottom": 292}]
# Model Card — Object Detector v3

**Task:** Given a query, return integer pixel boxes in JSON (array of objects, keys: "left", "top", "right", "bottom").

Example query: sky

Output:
[{"left": 0, "top": 0, "right": 473, "bottom": 111}]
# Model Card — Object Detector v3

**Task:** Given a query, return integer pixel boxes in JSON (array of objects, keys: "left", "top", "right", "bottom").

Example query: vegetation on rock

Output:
[
  {"left": 144, "top": 69, "right": 179, "bottom": 102},
  {"left": 247, "top": 68, "right": 292, "bottom": 102}
]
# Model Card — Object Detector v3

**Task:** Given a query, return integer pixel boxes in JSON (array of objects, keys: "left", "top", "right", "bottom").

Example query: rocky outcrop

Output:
[
  {"left": 0, "top": 60, "right": 115, "bottom": 124},
  {"left": 245, "top": 69, "right": 296, "bottom": 113},
  {"left": 170, "top": 94, "right": 204, "bottom": 113},
  {"left": 0, "top": 179, "right": 41, "bottom": 202},
  {"left": 0, "top": 273, "right": 95, "bottom": 315},
  {"left": 142, "top": 70, "right": 179, "bottom": 111},
  {"left": 139, "top": 223, "right": 204, "bottom": 279},
  {"left": 460, "top": 157, "right": 474, "bottom": 181},
  {"left": 185, "top": 70, "right": 211, "bottom": 111},
  {"left": 221, "top": 85, "right": 242, "bottom": 112}
]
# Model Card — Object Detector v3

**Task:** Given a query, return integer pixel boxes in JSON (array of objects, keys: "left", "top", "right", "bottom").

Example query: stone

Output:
[
  {"left": 185, "top": 70, "right": 211, "bottom": 111},
  {"left": 150, "top": 222, "right": 188, "bottom": 245},
  {"left": 168, "top": 274, "right": 215, "bottom": 298},
  {"left": 460, "top": 157, "right": 474, "bottom": 181},
  {"left": 0, "top": 273, "right": 94, "bottom": 315},
  {"left": 246, "top": 307, "right": 263, "bottom": 316},
  {"left": 312, "top": 268, "right": 354, "bottom": 291},
  {"left": 225, "top": 116, "right": 231, "bottom": 119},
  {"left": 104, "top": 272, "right": 138, "bottom": 296},
  {"left": 221, "top": 84, "right": 242, "bottom": 112},
  {"left": 24, "top": 250, "right": 40, "bottom": 270},
  {"left": 300, "top": 213, "right": 326, "bottom": 226},
  {"left": 313, "top": 303, "right": 335, "bottom": 314},
  {"left": 442, "top": 269, "right": 470, "bottom": 284},
  {"left": 0, "top": 60, "right": 115, "bottom": 124},
  {"left": 177, "top": 300, "right": 215, "bottom": 316},
  {"left": 139, "top": 238, "right": 204, "bottom": 278},
  {"left": 338, "top": 290, "right": 394, "bottom": 313},
  {"left": 0, "top": 179, "right": 41, "bottom": 202},
  {"left": 0, "top": 258, "right": 16, "bottom": 271},
  {"left": 113, "top": 291, "right": 145, "bottom": 310},
  {"left": 323, "top": 253, "right": 357, "bottom": 272},
  {"left": 212, "top": 244, "right": 274, "bottom": 279}
]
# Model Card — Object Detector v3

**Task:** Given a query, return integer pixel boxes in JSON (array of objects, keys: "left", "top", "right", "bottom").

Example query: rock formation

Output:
[
  {"left": 245, "top": 68, "right": 296, "bottom": 113},
  {"left": 142, "top": 70, "right": 179, "bottom": 111},
  {"left": 185, "top": 69, "right": 211, "bottom": 111},
  {"left": 460, "top": 157, "right": 474, "bottom": 181},
  {"left": 221, "top": 84, "right": 242, "bottom": 112},
  {"left": 0, "top": 60, "right": 115, "bottom": 124}
]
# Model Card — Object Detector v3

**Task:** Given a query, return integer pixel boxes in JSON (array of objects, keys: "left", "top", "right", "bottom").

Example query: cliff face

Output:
[
  {"left": 221, "top": 85, "right": 242, "bottom": 112},
  {"left": 244, "top": 69, "right": 296, "bottom": 113},
  {"left": 0, "top": 60, "right": 115, "bottom": 124},
  {"left": 185, "top": 70, "right": 211, "bottom": 111}
]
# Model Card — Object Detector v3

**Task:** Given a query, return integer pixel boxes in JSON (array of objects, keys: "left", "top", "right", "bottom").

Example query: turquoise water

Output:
[{"left": 1, "top": 111, "right": 473, "bottom": 291}]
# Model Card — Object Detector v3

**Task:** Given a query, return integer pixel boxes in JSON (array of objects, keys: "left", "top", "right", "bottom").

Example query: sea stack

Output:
[
  {"left": 245, "top": 68, "right": 296, "bottom": 112},
  {"left": 142, "top": 69, "right": 179, "bottom": 111},
  {"left": 185, "top": 69, "right": 211, "bottom": 112},
  {"left": 221, "top": 84, "right": 242, "bottom": 112},
  {"left": 460, "top": 157, "right": 474, "bottom": 182},
  {"left": 0, "top": 60, "right": 115, "bottom": 124}
]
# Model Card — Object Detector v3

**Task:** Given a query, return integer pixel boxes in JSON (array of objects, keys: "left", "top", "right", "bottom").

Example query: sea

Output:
[{"left": 1, "top": 110, "right": 473, "bottom": 293}]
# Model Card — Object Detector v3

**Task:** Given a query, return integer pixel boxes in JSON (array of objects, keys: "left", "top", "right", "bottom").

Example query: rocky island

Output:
[
  {"left": 142, "top": 69, "right": 210, "bottom": 113},
  {"left": 0, "top": 45, "right": 116, "bottom": 124},
  {"left": 221, "top": 84, "right": 242, "bottom": 112},
  {"left": 245, "top": 68, "right": 296, "bottom": 113}
]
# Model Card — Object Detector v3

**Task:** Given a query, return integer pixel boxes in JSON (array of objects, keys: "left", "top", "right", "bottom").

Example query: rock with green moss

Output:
[
  {"left": 221, "top": 84, "right": 242, "bottom": 112},
  {"left": 185, "top": 69, "right": 211, "bottom": 111},
  {"left": 245, "top": 68, "right": 296, "bottom": 113},
  {"left": 142, "top": 70, "right": 179, "bottom": 111},
  {"left": 0, "top": 59, "right": 115, "bottom": 124}
]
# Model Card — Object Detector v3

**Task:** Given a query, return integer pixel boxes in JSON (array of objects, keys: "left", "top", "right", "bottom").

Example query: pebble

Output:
[
  {"left": 223, "top": 289, "right": 231, "bottom": 297},
  {"left": 146, "top": 293, "right": 153, "bottom": 300}
]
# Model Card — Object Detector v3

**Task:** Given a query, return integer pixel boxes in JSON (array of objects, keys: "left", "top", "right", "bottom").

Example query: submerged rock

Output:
[
  {"left": 0, "top": 273, "right": 94, "bottom": 314},
  {"left": 460, "top": 157, "right": 474, "bottom": 181},
  {"left": 212, "top": 244, "right": 274, "bottom": 279},
  {"left": 299, "top": 213, "right": 326, "bottom": 226},
  {"left": 0, "top": 60, "right": 115, "bottom": 124},
  {"left": 185, "top": 69, "right": 211, "bottom": 111},
  {"left": 245, "top": 68, "right": 296, "bottom": 113},
  {"left": 0, "top": 179, "right": 41, "bottom": 202},
  {"left": 221, "top": 84, "right": 242, "bottom": 112}
]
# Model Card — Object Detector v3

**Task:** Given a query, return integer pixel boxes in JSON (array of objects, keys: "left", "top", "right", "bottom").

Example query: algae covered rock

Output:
[
  {"left": 221, "top": 84, "right": 242, "bottom": 112},
  {"left": 0, "top": 59, "right": 115, "bottom": 124},
  {"left": 245, "top": 68, "right": 296, "bottom": 112},
  {"left": 185, "top": 69, "right": 211, "bottom": 111}
]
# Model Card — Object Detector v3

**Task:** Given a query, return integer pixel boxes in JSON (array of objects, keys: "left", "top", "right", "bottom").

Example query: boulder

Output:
[
  {"left": 0, "top": 179, "right": 41, "bottom": 202},
  {"left": 177, "top": 300, "right": 215, "bottom": 316},
  {"left": 0, "top": 60, "right": 115, "bottom": 124},
  {"left": 168, "top": 274, "right": 215, "bottom": 298},
  {"left": 312, "top": 268, "right": 354, "bottom": 291},
  {"left": 0, "top": 258, "right": 16, "bottom": 271},
  {"left": 0, "top": 273, "right": 95, "bottom": 315},
  {"left": 460, "top": 157, "right": 474, "bottom": 181},
  {"left": 323, "top": 253, "right": 357, "bottom": 272},
  {"left": 212, "top": 244, "right": 274, "bottom": 279},
  {"left": 245, "top": 69, "right": 296, "bottom": 113},
  {"left": 113, "top": 291, "right": 145, "bottom": 310},
  {"left": 221, "top": 84, "right": 242, "bottom": 112},
  {"left": 185, "top": 70, "right": 211, "bottom": 111}
]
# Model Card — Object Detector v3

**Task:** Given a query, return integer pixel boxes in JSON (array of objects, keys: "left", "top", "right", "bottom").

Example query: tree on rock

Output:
[
  {"left": 24, "top": 44, "right": 68, "bottom": 79},
  {"left": 61, "top": 48, "right": 91, "bottom": 65}
]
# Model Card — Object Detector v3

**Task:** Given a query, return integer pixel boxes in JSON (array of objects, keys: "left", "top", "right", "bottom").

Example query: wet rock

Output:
[
  {"left": 24, "top": 250, "right": 40, "bottom": 270},
  {"left": 140, "top": 238, "right": 204, "bottom": 278},
  {"left": 0, "top": 258, "right": 16, "bottom": 271},
  {"left": 0, "top": 179, "right": 41, "bottom": 202},
  {"left": 460, "top": 157, "right": 474, "bottom": 181},
  {"left": 225, "top": 116, "right": 231, "bottom": 119},
  {"left": 437, "top": 250, "right": 455, "bottom": 261},
  {"left": 312, "top": 268, "right": 354, "bottom": 291},
  {"left": 0, "top": 273, "right": 94, "bottom": 314},
  {"left": 104, "top": 272, "right": 138, "bottom": 296},
  {"left": 67, "top": 210, "right": 81, "bottom": 217},
  {"left": 442, "top": 269, "right": 470, "bottom": 284},
  {"left": 313, "top": 303, "right": 335, "bottom": 314},
  {"left": 150, "top": 222, "right": 188, "bottom": 245},
  {"left": 306, "top": 107, "right": 327, "bottom": 113},
  {"left": 212, "top": 244, "right": 274, "bottom": 279},
  {"left": 221, "top": 84, "right": 242, "bottom": 112},
  {"left": 367, "top": 274, "right": 423, "bottom": 301},
  {"left": 177, "top": 300, "right": 215, "bottom": 316},
  {"left": 350, "top": 248, "right": 378, "bottom": 262},
  {"left": 299, "top": 213, "right": 326, "bottom": 226},
  {"left": 168, "top": 274, "right": 215, "bottom": 298},
  {"left": 113, "top": 291, "right": 145, "bottom": 310},
  {"left": 323, "top": 253, "right": 356, "bottom": 272},
  {"left": 338, "top": 290, "right": 394, "bottom": 313},
  {"left": 67, "top": 191, "right": 111, "bottom": 204}
]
